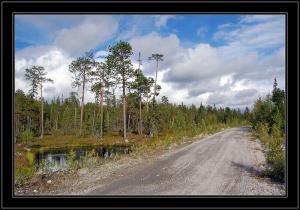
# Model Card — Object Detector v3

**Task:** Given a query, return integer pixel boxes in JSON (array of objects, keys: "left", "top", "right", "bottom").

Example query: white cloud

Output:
[
  {"left": 154, "top": 15, "right": 176, "bottom": 28},
  {"left": 196, "top": 26, "right": 208, "bottom": 37},
  {"left": 15, "top": 15, "right": 285, "bottom": 109},
  {"left": 15, "top": 47, "right": 75, "bottom": 102},
  {"left": 15, "top": 47, "right": 115, "bottom": 104},
  {"left": 163, "top": 43, "right": 284, "bottom": 107},
  {"left": 240, "top": 15, "right": 282, "bottom": 23},
  {"left": 214, "top": 15, "right": 285, "bottom": 50},
  {"left": 126, "top": 19, "right": 285, "bottom": 108},
  {"left": 219, "top": 73, "right": 235, "bottom": 86},
  {"left": 17, "top": 15, "right": 84, "bottom": 33},
  {"left": 117, "top": 25, "right": 139, "bottom": 41},
  {"left": 129, "top": 32, "right": 183, "bottom": 75},
  {"left": 54, "top": 16, "right": 118, "bottom": 56}
]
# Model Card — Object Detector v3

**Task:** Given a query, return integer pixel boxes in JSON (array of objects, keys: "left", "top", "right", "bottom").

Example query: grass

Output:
[
  {"left": 15, "top": 122, "right": 245, "bottom": 188},
  {"left": 15, "top": 148, "right": 36, "bottom": 187},
  {"left": 28, "top": 133, "right": 131, "bottom": 149}
]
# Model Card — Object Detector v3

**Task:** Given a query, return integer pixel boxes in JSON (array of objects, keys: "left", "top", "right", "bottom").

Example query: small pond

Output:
[{"left": 27, "top": 145, "right": 132, "bottom": 172}]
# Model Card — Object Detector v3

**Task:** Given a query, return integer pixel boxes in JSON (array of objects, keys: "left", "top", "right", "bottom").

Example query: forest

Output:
[
  {"left": 15, "top": 41, "right": 246, "bottom": 142},
  {"left": 14, "top": 40, "right": 285, "bottom": 187}
]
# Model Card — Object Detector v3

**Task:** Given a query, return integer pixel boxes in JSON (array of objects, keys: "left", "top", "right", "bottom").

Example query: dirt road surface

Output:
[{"left": 88, "top": 127, "right": 285, "bottom": 195}]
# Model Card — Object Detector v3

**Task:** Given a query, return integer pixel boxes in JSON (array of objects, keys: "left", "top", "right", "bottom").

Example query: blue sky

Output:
[
  {"left": 15, "top": 15, "right": 285, "bottom": 109},
  {"left": 15, "top": 15, "right": 242, "bottom": 50}
]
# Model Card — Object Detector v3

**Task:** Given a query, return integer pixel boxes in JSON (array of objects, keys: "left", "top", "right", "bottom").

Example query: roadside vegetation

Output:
[
  {"left": 250, "top": 78, "right": 285, "bottom": 182},
  {"left": 15, "top": 41, "right": 249, "bottom": 188}
]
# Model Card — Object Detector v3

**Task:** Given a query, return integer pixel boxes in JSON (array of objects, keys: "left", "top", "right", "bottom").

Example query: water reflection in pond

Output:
[{"left": 31, "top": 146, "right": 132, "bottom": 172}]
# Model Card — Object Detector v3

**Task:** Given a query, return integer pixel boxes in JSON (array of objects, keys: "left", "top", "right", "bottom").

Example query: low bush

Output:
[
  {"left": 20, "top": 130, "right": 34, "bottom": 142},
  {"left": 255, "top": 123, "right": 285, "bottom": 182},
  {"left": 66, "top": 150, "right": 80, "bottom": 170}
]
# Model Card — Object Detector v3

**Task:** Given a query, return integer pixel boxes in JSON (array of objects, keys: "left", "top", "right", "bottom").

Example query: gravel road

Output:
[{"left": 88, "top": 127, "right": 285, "bottom": 195}]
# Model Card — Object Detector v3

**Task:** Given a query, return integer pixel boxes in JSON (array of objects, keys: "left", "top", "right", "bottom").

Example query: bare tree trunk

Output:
[
  {"left": 122, "top": 74, "right": 127, "bottom": 142},
  {"left": 128, "top": 113, "right": 131, "bottom": 130},
  {"left": 139, "top": 97, "right": 142, "bottom": 135},
  {"left": 15, "top": 113, "right": 19, "bottom": 141},
  {"left": 50, "top": 106, "right": 53, "bottom": 128},
  {"left": 106, "top": 109, "right": 110, "bottom": 132},
  {"left": 80, "top": 69, "right": 86, "bottom": 135},
  {"left": 40, "top": 82, "right": 44, "bottom": 139},
  {"left": 92, "top": 109, "right": 96, "bottom": 134},
  {"left": 74, "top": 106, "right": 77, "bottom": 129},
  {"left": 55, "top": 112, "right": 58, "bottom": 130},
  {"left": 100, "top": 86, "right": 104, "bottom": 138},
  {"left": 27, "top": 116, "right": 31, "bottom": 131},
  {"left": 153, "top": 60, "right": 158, "bottom": 105},
  {"left": 146, "top": 93, "right": 149, "bottom": 113}
]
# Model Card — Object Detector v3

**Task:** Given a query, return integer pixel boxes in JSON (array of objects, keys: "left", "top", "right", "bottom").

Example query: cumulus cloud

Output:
[
  {"left": 129, "top": 32, "right": 183, "bottom": 75},
  {"left": 54, "top": 16, "right": 118, "bottom": 56},
  {"left": 138, "top": 22, "right": 282, "bottom": 108},
  {"left": 15, "top": 47, "right": 76, "bottom": 101},
  {"left": 125, "top": 15, "right": 284, "bottom": 108},
  {"left": 206, "top": 89, "right": 258, "bottom": 108},
  {"left": 15, "top": 15, "right": 120, "bottom": 102},
  {"left": 15, "top": 15, "right": 285, "bottom": 109}
]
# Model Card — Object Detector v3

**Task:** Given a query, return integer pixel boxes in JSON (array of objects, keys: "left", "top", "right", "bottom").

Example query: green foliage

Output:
[
  {"left": 251, "top": 78, "right": 285, "bottom": 182},
  {"left": 38, "top": 159, "right": 54, "bottom": 174},
  {"left": 15, "top": 165, "right": 36, "bottom": 187},
  {"left": 20, "top": 130, "right": 34, "bottom": 142},
  {"left": 263, "top": 125, "right": 285, "bottom": 182},
  {"left": 15, "top": 41, "right": 247, "bottom": 143},
  {"left": 66, "top": 150, "right": 80, "bottom": 169},
  {"left": 26, "top": 152, "right": 36, "bottom": 166},
  {"left": 81, "top": 149, "right": 101, "bottom": 168},
  {"left": 256, "top": 123, "right": 270, "bottom": 144}
]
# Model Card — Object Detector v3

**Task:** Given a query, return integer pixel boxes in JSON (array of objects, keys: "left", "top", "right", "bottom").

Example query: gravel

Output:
[
  {"left": 15, "top": 127, "right": 285, "bottom": 196},
  {"left": 88, "top": 127, "right": 285, "bottom": 195}
]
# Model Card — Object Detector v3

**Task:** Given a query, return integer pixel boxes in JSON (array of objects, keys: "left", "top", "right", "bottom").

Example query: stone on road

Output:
[{"left": 88, "top": 127, "right": 285, "bottom": 195}]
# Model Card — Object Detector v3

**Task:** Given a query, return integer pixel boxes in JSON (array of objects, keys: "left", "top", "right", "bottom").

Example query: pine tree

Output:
[
  {"left": 148, "top": 53, "right": 163, "bottom": 105},
  {"left": 90, "top": 61, "right": 112, "bottom": 138},
  {"left": 24, "top": 65, "right": 53, "bottom": 139},
  {"left": 106, "top": 41, "right": 134, "bottom": 142},
  {"left": 69, "top": 51, "right": 94, "bottom": 136}
]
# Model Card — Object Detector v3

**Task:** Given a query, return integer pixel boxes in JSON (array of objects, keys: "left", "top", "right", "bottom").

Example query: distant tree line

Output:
[{"left": 15, "top": 41, "right": 246, "bottom": 142}]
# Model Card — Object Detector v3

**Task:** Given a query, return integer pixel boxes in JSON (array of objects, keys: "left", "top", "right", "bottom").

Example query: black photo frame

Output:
[{"left": 1, "top": 0, "right": 299, "bottom": 209}]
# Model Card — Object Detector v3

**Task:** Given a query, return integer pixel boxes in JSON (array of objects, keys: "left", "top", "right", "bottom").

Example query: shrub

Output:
[
  {"left": 38, "top": 159, "right": 54, "bottom": 174},
  {"left": 256, "top": 123, "right": 270, "bottom": 144},
  {"left": 26, "top": 152, "right": 36, "bottom": 166},
  {"left": 265, "top": 125, "right": 285, "bottom": 182},
  {"left": 256, "top": 123, "right": 285, "bottom": 182},
  {"left": 20, "top": 130, "right": 34, "bottom": 142},
  {"left": 66, "top": 150, "right": 80, "bottom": 169},
  {"left": 265, "top": 148, "right": 285, "bottom": 182},
  {"left": 81, "top": 149, "right": 100, "bottom": 168}
]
